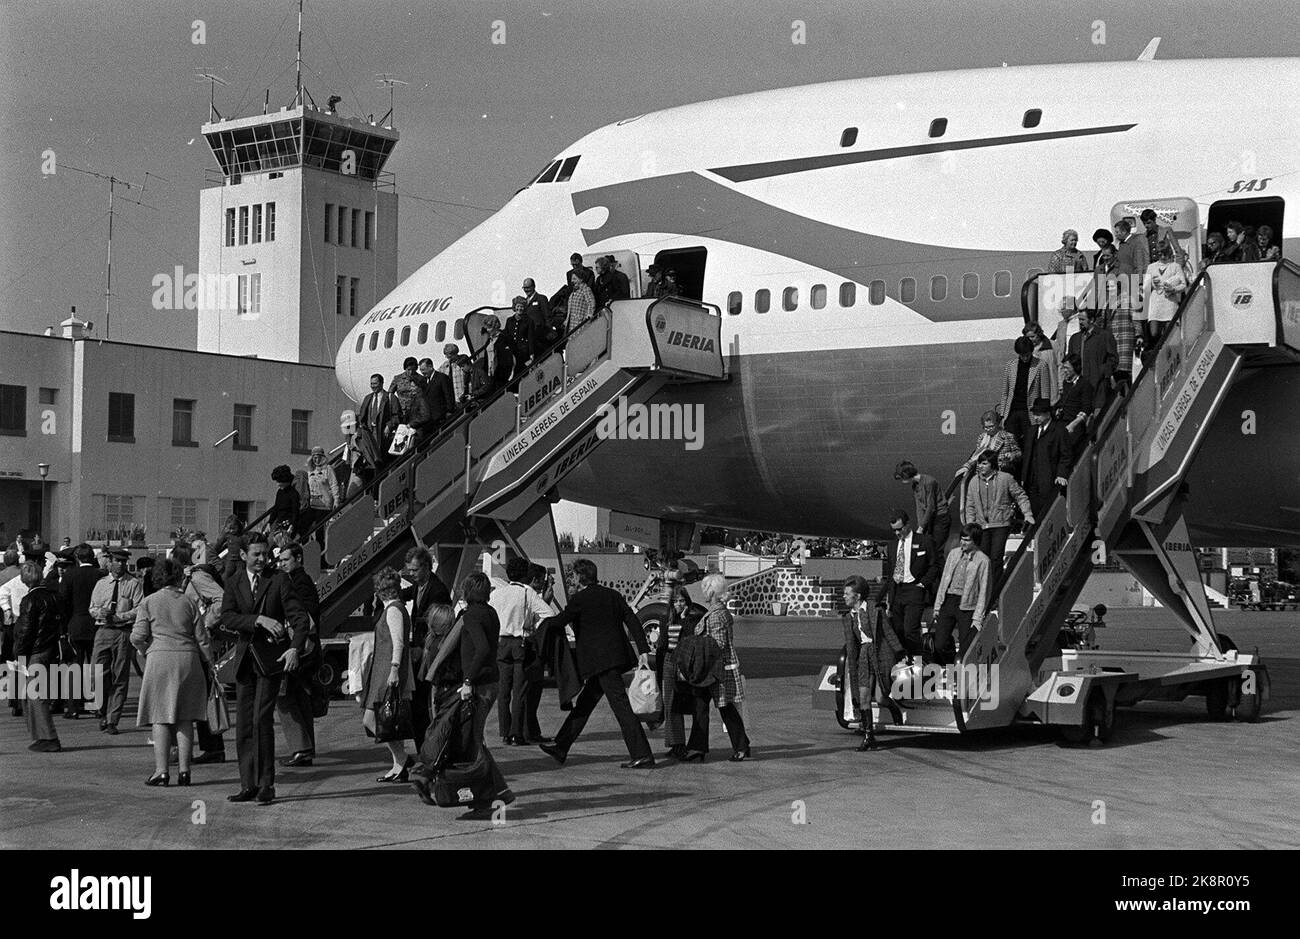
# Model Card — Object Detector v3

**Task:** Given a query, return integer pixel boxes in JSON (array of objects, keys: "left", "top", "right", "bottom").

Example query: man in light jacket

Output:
[
  {"left": 964, "top": 450, "right": 1035, "bottom": 576},
  {"left": 931, "top": 524, "right": 991, "bottom": 666}
]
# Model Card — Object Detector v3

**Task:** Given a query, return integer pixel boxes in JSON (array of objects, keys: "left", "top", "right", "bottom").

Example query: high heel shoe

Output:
[
  {"left": 683, "top": 750, "right": 707, "bottom": 763},
  {"left": 177, "top": 771, "right": 191, "bottom": 786},
  {"left": 145, "top": 772, "right": 169, "bottom": 787},
  {"left": 377, "top": 755, "right": 414, "bottom": 783}
]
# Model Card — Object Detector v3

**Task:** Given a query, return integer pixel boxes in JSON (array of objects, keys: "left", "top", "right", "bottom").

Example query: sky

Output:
[
  {"left": 1, "top": 0, "right": 1294, "bottom": 536},
  {"left": 3, "top": 0, "right": 1295, "bottom": 345}
]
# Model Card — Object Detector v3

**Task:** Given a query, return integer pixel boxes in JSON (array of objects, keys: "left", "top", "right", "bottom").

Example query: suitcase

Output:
[{"left": 430, "top": 751, "right": 499, "bottom": 808}]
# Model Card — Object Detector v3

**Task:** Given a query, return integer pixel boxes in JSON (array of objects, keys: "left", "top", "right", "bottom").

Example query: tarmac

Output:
[{"left": 3, "top": 608, "right": 1297, "bottom": 849}]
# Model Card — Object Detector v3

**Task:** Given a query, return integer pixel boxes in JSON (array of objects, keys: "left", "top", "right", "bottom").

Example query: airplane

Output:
[{"left": 335, "top": 55, "right": 1300, "bottom": 546}]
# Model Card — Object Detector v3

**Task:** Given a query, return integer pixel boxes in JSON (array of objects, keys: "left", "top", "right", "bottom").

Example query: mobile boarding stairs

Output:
[{"left": 821, "top": 259, "right": 1298, "bottom": 742}]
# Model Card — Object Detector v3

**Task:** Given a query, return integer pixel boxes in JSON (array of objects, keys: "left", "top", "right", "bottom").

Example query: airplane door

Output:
[
  {"left": 1111, "top": 197, "right": 1200, "bottom": 268},
  {"left": 1207, "top": 196, "right": 1284, "bottom": 255},
  {"left": 652, "top": 246, "right": 708, "bottom": 301}
]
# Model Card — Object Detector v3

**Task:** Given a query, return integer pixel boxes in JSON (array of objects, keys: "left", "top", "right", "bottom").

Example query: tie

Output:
[
  {"left": 109, "top": 578, "right": 120, "bottom": 623},
  {"left": 252, "top": 573, "right": 261, "bottom": 597},
  {"left": 893, "top": 538, "right": 906, "bottom": 583}
]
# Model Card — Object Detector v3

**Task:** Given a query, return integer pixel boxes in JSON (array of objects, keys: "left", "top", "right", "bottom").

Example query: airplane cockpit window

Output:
[
  {"left": 840, "top": 127, "right": 858, "bottom": 147},
  {"left": 536, "top": 161, "right": 562, "bottom": 184},
  {"left": 1023, "top": 109, "right": 1042, "bottom": 128},
  {"left": 929, "top": 118, "right": 948, "bottom": 138},
  {"left": 555, "top": 155, "right": 581, "bottom": 183}
]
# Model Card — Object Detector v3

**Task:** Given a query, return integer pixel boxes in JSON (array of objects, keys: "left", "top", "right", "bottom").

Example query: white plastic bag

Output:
[{"left": 626, "top": 665, "right": 661, "bottom": 718}]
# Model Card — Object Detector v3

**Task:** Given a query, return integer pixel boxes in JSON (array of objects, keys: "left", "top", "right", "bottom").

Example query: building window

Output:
[
  {"left": 351, "top": 208, "right": 361, "bottom": 248},
  {"left": 726, "top": 291, "right": 742, "bottom": 315},
  {"left": 336, "top": 276, "right": 346, "bottom": 316},
  {"left": 169, "top": 497, "right": 199, "bottom": 531},
  {"left": 384, "top": 329, "right": 394, "bottom": 349},
  {"left": 900, "top": 277, "right": 917, "bottom": 303},
  {"left": 324, "top": 203, "right": 334, "bottom": 242},
  {"left": 962, "top": 272, "right": 980, "bottom": 300},
  {"left": 224, "top": 208, "right": 236, "bottom": 247},
  {"left": 103, "top": 495, "right": 139, "bottom": 531},
  {"left": 454, "top": 320, "right": 464, "bottom": 340},
  {"left": 238, "top": 205, "right": 249, "bottom": 245},
  {"left": 265, "top": 202, "right": 276, "bottom": 241},
  {"left": 364, "top": 211, "right": 374, "bottom": 249},
  {"left": 337, "top": 205, "right": 347, "bottom": 245},
  {"left": 108, "top": 392, "right": 135, "bottom": 443},
  {"left": 869, "top": 280, "right": 886, "bottom": 305},
  {"left": 754, "top": 289, "right": 770, "bottom": 314},
  {"left": 400, "top": 325, "right": 411, "bottom": 346},
  {"left": 0, "top": 384, "right": 25, "bottom": 436},
  {"left": 929, "top": 118, "right": 948, "bottom": 138},
  {"left": 930, "top": 275, "right": 948, "bottom": 301},
  {"left": 810, "top": 284, "right": 827, "bottom": 309},
  {"left": 782, "top": 286, "right": 799, "bottom": 312},
  {"left": 839, "top": 282, "right": 856, "bottom": 307},
  {"left": 233, "top": 404, "right": 255, "bottom": 450},
  {"left": 252, "top": 203, "right": 263, "bottom": 243},
  {"left": 417, "top": 323, "right": 428, "bottom": 343},
  {"left": 172, "top": 399, "right": 196, "bottom": 446},
  {"left": 237, "top": 273, "right": 260, "bottom": 316},
  {"left": 840, "top": 127, "right": 858, "bottom": 147},
  {"left": 39, "top": 387, "right": 57, "bottom": 405},
  {"left": 350, "top": 277, "right": 359, "bottom": 316},
  {"left": 290, "top": 409, "right": 311, "bottom": 454},
  {"left": 994, "top": 270, "right": 1012, "bottom": 297},
  {"left": 1023, "top": 108, "right": 1042, "bottom": 129},
  {"left": 368, "top": 331, "right": 379, "bottom": 351},
  {"left": 435, "top": 321, "right": 446, "bottom": 342}
]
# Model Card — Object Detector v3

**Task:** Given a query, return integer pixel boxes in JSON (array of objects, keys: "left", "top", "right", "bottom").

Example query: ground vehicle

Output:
[{"left": 1230, "top": 578, "right": 1299, "bottom": 611}]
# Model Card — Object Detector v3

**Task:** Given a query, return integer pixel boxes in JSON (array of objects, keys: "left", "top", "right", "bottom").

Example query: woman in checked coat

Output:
[{"left": 683, "top": 574, "right": 751, "bottom": 762}]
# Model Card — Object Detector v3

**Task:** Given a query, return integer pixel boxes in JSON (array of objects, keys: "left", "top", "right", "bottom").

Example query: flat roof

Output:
[{"left": 0, "top": 329, "right": 338, "bottom": 372}]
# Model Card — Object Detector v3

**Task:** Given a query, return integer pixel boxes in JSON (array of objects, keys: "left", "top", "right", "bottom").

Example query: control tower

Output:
[{"left": 196, "top": 101, "right": 399, "bottom": 366}]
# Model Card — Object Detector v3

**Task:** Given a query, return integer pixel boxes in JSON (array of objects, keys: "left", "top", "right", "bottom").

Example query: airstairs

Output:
[{"left": 856, "top": 260, "right": 1297, "bottom": 737}]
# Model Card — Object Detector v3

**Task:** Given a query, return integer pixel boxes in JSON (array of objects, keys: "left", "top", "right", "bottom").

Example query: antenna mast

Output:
[
  {"left": 375, "top": 74, "right": 407, "bottom": 128},
  {"left": 295, "top": 0, "right": 304, "bottom": 106},
  {"left": 193, "top": 68, "right": 229, "bottom": 121}
]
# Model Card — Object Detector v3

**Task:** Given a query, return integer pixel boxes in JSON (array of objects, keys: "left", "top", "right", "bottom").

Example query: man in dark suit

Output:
[
  {"left": 843, "top": 575, "right": 904, "bottom": 751},
  {"left": 520, "top": 278, "right": 552, "bottom": 361},
  {"left": 400, "top": 545, "right": 451, "bottom": 748},
  {"left": 538, "top": 558, "right": 654, "bottom": 768},
  {"left": 416, "top": 358, "right": 454, "bottom": 444},
  {"left": 878, "top": 510, "right": 939, "bottom": 656},
  {"left": 276, "top": 542, "right": 320, "bottom": 768},
  {"left": 1021, "top": 397, "right": 1072, "bottom": 520},
  {"left": 59, "top": 543, "right": 105, "bottom": 718},
  {"left": 219, "top": 533, "right": 310, "bottom": 805},
  {"left": 356, "top": 372, "right": 394, "bottom": 466}
]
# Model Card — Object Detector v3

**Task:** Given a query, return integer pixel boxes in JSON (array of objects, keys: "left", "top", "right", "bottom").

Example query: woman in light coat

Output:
[{"left": 1143, "top": 242, "right": 1188, "bottom": 344}]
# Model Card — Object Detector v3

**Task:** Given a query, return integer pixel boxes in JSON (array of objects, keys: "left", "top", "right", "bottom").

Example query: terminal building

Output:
[{"left": 0, "top": 97, "right": 401, "bottom": 544}]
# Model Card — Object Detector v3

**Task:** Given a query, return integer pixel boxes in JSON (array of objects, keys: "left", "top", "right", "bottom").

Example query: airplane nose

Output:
[{"left": 335, "top": 327, "right": 360, "bottom": 401}]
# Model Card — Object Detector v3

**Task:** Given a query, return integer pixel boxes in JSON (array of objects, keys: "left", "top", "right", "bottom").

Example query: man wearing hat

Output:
[
  {"left": 596, "top": 255, "right": 630, "bottom": 305},
  {"left": 520, "top": 279, "right": 551, "bottom": 361},
  {"left": 1020, "top": 398, "right": 1072, "bottom": 519},
  {"left": 645, "top": 264, "right": 666, "bottom": 298},
  {"left": 59, "top": 543, "right": 105, "bottom": 718},
  {"left": 88, "top": 547, "right": 144, "bottom": 734}
]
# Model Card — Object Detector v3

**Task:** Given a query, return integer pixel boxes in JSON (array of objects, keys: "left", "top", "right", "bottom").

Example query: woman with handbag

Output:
[
  {"left": 131, "top": 558, "right": 213, "bottom": 786},
  {"left": 363, "top": 568, "right": 414, "bottom": 782},
  {"left": 683, "top": 574, "right": 752, "bottom": 763}
]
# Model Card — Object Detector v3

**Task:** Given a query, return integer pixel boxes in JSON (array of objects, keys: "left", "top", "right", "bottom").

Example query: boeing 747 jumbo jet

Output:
[{"left": 335, "top": 56, "right": 1300, "bottom": 545}]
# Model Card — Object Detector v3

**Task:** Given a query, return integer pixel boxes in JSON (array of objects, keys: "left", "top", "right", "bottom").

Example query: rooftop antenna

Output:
[
  {"left": 58, "top": 162, "right": 156, "bottom": 342},
  {"left": 295, "top": 0, "right": 304, "bottom": 107},
  {"left": 193, "top": 68, "right": 229, "bottom": 121},
  {"left": 375, "top": 74, "right": 407, "bottom": 128}
]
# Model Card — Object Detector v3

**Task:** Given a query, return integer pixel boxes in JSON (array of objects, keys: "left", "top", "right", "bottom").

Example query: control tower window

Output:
[
  {"left": 555, "top": 156, "right": 581, "bottom": 183},
  {"left": 238, "top": 206, "right": 249, "bottom": 245},
  {"left": 224, "top": 208, "right": 235, "bottom": 247},
  {"left": 266, "top": 202, "right": 276, "bottom": 242}
]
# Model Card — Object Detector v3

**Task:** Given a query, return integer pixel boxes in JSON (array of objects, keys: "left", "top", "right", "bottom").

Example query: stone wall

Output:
[{"left": 725, "top": 566, "right": 841, "bottom": 617}]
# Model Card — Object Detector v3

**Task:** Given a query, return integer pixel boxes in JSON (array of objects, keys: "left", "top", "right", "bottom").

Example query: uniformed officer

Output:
[{"left": 88, "top": 547, "right": 144, "bottom": 734}]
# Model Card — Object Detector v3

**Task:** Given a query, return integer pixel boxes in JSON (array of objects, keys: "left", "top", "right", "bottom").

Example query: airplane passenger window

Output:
[
  {"left": 1023, "top": 109, "right": 1042, "bottom": 129},
  {"left": 368, "top": 332, "right": 378, "bottom": 351},
  {"left": 536, "top": 161, "right": 561, "bottom": 184},
  {"left": 929, "top": 118, "right": 948, "bottom": 138},
  {"left": 782, "top": 287, "right": 799, "bottom": 311},
  {"left": 962, "top": 273, "right": 979, "bottom": 300},
  {"left": 840, "top": 128, "right": 858, "bottom": 147},
  {"left": 930, "top": 276, "right": 947, "bottom": 301},
  {"left": 454, "top": 320, "right": 464, "bottom": 340},
  {"left": 869, "top": 280, "right": 886, "bottom": 305},
  {"left": 400, "top": 325, "right": 411, "bottom": 346},
  {"left": 555, "top": 156, "right": 581, "bottom": 183},
  {"left": 384, "top": 329, "right": 395, "bottom": 349},
  {"left": 355, "top": 334, "right": 364, "bottom": 353},
  {"left": 418, "top": 323, "right": 428, "bottom": 344},
  {"left": 727, "top": 291, "right": 742, "bottom": 316},
  {"left": 810, "top": 284, "right": 827, "bottom": 309},
  {"left": 839, "top": 282, "right": 855, "bottom": 307},
  {"left": 900, "top": 278, "right": 916, "bottom": 303},
  {"left": 435, "top": 321, "right": 446, "bottom": 342},
  {"left": 755, "top": 289, "right": 770, "bottom": 314},
  {"left": 994, "top": 271, "right": 1012, "bottom": 297}
]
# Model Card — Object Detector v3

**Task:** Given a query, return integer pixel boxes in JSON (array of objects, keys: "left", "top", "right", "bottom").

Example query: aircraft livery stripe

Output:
[{"left": 707, "top": 124, "right": 1138, "bottom": 183}]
